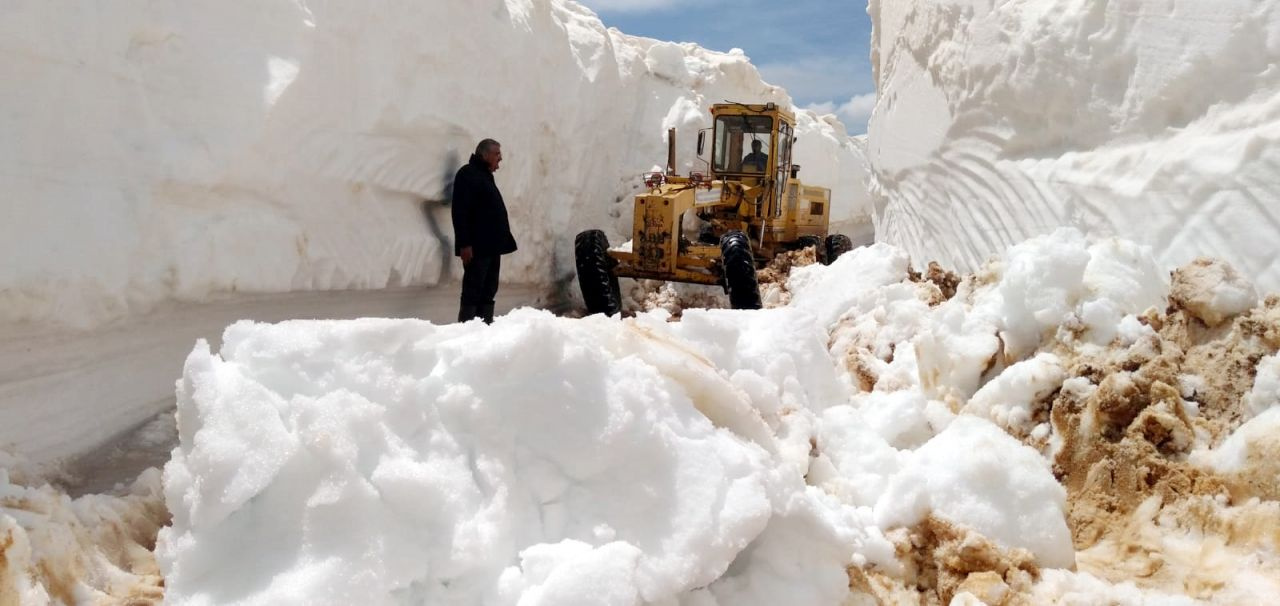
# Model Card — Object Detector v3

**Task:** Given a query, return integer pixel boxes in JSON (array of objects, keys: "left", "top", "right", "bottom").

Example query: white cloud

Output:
[
  {"left": 807, "top": 101, "right": 837, "bottom": 114},
  {"left": 836, "top": 92, "right": 876, "bottom": 125},
  {"left": 805, "top": 92, "right": 876, "bottom": 134}
]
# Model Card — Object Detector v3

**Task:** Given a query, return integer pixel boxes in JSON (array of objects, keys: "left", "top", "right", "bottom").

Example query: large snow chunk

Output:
[
  {"left": 787, "top": 243, "right": 912, "bottom": 328},
  {"left": 702, "top": 489, "right": 869, "bottom": 606},
  {"left": 1191, "top": 407, "right": 1280, "bottom": 500},
  {"left": 963, "top": 353, "right": 1066, "bottom": 437},
  {"left": 1170, "top": 259, "right": 1259, "bottom": 327},
  {"left": 987, "top": 229, "right": 1092, "bottom": 359},
  {"left": 158, "top": 311, "right": 784, "bottom": 604},
  {"left": 1080, "top": 238, "right": 1169, "bottom": 344},
  {"left": 1245, "top": 354, "right": 1280, "bottom": 419},
  {"left": 670, "top": 307, "right": 848, "bottom": 416},
  {"left": 873, "top": 417, "right": 1075, "bottom": 570},
  {"left": 934, "top": 228, "right": 1169, "bottom": 372}
]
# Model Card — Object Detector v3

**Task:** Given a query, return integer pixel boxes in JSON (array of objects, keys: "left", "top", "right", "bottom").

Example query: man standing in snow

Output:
[{"left": 451, "top": 139, "right": 517, "bottom": 324}]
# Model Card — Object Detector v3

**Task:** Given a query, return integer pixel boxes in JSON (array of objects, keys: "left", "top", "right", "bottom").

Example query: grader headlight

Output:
[{"left": 643, "top": 172, "right": 666, "bottom": 190}]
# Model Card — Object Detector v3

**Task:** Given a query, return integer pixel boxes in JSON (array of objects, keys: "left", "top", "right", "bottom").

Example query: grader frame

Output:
[{"left": 575, "top": 102, "right": 851, "bottom": 314}]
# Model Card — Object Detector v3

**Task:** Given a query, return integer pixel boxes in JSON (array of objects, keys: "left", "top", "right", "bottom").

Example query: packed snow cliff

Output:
[
  {"left": 8, "top": 230, "right": 1268, "bottom": 604},
  {"left": 867, "top": 0, "right": 1280, "bottom": 292},
  {"left": 0, "top": 0, "right": 868, "bottom": 330}
]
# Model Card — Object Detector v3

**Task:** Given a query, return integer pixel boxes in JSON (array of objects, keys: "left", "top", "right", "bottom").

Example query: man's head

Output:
[
  {"left": 751, "top": 140, "right": 763, "bottom": 153},
  {"left": 476, "top": 139, "right": 502, "bottom": 172}
]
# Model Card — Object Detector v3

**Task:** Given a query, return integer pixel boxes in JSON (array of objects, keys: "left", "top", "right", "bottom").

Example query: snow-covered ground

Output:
[
  {"left": 140, "top": 231, "right": 1280, "bottom": 604},
  {"left": 0, "top": 0, "right": 869, "bottom": 332},
  {"left": 0, "top": 286, "right": 542, "bottom": 475},
  {"left": 867, "top": 0, "right": 1280, "bottom": 292},
  {"left": 6, "top": 238, "right": 1280, "bottom": 603}
]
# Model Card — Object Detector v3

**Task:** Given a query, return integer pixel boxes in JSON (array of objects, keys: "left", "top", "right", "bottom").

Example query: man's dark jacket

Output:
[{"left": 451, "top": 154, "right": 518, "bottom": 257}]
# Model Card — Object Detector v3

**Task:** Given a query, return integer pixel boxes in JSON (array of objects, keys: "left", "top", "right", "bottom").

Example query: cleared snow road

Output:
[{"left": 0, "top": 286, "right": 546, "bottom": 494}]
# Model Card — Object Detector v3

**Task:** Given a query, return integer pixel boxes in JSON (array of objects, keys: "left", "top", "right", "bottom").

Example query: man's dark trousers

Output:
[{"left": 459, "top": 255, "right": 501, "bottom": 323}]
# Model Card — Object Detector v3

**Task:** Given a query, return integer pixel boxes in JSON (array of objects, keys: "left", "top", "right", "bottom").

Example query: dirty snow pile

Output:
[
  {"left": 151, "top": 229, "right": 1280, "bottom": 604},
  {"left": 0, "top": 0, "right": 868, "bottom": 330},
  {"left": 0, "top": 464, "right": 167, "bottom": 604},
  {"left": 867, "top": 0, "right": 1280, "bottom": 292}
]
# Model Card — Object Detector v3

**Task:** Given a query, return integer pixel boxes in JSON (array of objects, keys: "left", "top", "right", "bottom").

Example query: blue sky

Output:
[{"left": 577, "top": 0, "right": 874, "bottom": 134}]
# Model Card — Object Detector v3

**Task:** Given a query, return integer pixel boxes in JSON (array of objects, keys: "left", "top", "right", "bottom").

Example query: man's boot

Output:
[
  {"left": 458, "top": 304, "right": 479, "bottom": 323},
  {"left": 478, "top": 304, "right": 495, "bottom": 325}
]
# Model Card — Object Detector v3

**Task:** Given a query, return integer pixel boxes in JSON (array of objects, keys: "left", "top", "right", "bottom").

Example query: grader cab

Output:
[{"left": 575, "top": 102, "right": 852, "bottom": 315}]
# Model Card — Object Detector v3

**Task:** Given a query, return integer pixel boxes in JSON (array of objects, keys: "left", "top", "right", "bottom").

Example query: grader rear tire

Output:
[
  {"left": 825, "top": 234, "right": 853, "bottom": 264},
  {"left": 720, "top": 231, "right": 762, "bottom": 310},
  {"left": 575, "top": 230, "right": 622, "bottom": 316}
]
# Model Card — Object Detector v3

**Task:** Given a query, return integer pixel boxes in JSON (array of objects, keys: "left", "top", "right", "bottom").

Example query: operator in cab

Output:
[{"left": 741, "top": 139, "right": 768, "bottom": 172}]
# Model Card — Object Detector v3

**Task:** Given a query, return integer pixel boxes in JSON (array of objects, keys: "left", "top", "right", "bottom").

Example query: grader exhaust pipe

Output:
[{"left": 666, "top": 127, "right": 676, "bottom": 176}]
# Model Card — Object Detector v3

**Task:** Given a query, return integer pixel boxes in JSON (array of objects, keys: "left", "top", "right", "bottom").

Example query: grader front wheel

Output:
[
  {"left": 720, "top": 231, "right": 762, "bottom": 310},
  {"left": 575, "top": 230, "right": 622, "bottom": 316}
]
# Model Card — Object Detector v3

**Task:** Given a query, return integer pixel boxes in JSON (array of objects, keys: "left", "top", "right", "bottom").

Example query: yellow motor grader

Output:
[{"left": 575, "top": 102, "right": 852, "bottom": 315}]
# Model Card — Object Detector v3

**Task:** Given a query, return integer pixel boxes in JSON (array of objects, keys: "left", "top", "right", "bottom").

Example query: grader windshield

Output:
[{"left": 713, "top": 115, "right": 773, "bottom": 174}]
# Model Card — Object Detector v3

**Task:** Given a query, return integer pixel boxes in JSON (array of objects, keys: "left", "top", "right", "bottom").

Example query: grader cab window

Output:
[{"left": 713, "top": 115, "right": 773, "bottom": 174}]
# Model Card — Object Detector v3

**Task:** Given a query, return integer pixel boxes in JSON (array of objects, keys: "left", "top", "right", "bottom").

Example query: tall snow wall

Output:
[
  {"left": 0, "top": 0, "right": 868, "bottom": 329},
  {"left": 867, "top": 0, "right": 1280, "bottom": 291}
]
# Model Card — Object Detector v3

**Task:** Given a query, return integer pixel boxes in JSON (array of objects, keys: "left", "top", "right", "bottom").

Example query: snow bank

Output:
[
  {"left": 866, "top": 0, "right": 1280, "bottom": 293},
  {"left": 162, "top": 236, "right": 1142, "bottom": 604},
  {"left": 873, "top": 416, "right": 1075, "bottom": 570},
  {"left": 153, "top": 226, "right": 1280, "bottom": 603},
  {"left": 0, "top": 0, "right": 867, "bottom": 330}
]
